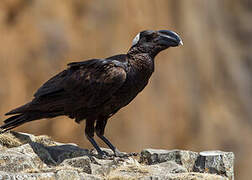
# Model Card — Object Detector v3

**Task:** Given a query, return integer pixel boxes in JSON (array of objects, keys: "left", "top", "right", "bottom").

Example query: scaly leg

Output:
[
  {"left": 85, "top": 118, "right": 105, "bottom": 157},
  {"left": 95, "top": 117, "right": 136, "bottom": 157}
]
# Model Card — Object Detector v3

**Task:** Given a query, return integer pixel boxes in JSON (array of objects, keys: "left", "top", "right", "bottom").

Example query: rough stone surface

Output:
[
  {"left": 140, "top": 149, "right": 199, "bottom": 172},
  {"left": 59, "top": 156, "right": 91, "bottom": 174},
  {"left": 0, "top": 132, "right": 234, "bottom": 180},
  {"left": 194, "top": 151, "right": 235, "bottom": 180},
  {"left": 140, "top": 149, "right": 234, "bottom": 180}
]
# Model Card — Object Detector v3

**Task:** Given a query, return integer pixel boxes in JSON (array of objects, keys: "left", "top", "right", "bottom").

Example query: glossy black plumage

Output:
[{"left": 1, "top": 30, "right": 182, "bottom": 157}]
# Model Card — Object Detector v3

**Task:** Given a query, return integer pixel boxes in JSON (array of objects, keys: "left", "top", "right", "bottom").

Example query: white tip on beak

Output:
[{"left": 179, "top": 40, "right": 183, "bottom": 46}]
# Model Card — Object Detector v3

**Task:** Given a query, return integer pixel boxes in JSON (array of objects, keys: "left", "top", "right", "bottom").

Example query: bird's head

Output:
[{"left": 129, "top": 30, "right": 183, "bottom": 57}]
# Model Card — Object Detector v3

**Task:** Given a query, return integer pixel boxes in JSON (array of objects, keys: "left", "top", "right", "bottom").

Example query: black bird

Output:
[{"left": 1, "top": 30, "right": 182, "bottom": 157}]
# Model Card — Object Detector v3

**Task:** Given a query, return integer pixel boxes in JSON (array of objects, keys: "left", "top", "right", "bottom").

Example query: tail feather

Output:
[
  {"left": 5, "top": 102, "right": 31, "bottom": 115},
  {"left": 1, "top": 114, "right": 26, "bottom": 133},
  {"left": 0, "top": 113, "right": 41, "bottom": 133},
  {"left": 4, "top": 114, "right": 23, "bottom": 123},
  {"left": 1, "top": 111, "right": 64, "bottom": 134}
]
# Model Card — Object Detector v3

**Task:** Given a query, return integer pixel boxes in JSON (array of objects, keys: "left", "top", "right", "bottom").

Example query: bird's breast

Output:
[
  {"left": 101, "top": 55, "right": 154, "bottom": 116},
  {"left": 106, "top": 66, "right": 153, "bottom": 110}
]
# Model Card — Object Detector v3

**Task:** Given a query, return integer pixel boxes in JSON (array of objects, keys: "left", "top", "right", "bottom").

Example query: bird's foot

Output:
[
  {"left": 90, "top": 149, "right": 114, "bottom": 159},
  {"left": 90, "top": 148, "right": 138, "bottom": 159},
  {"left": 97, "top": 152, "right": 113, "bottom": 159},
  {"left": 113, "top": 148, "right": 138, "bottom": 158}
]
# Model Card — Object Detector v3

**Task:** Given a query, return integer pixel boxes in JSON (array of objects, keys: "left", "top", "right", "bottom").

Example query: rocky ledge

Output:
[{"left": 0, "top": 132, "right": 234, "bottom": 180}]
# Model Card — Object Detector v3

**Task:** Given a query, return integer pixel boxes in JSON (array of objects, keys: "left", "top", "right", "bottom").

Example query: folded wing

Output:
[{"left": 6, "top": 59, "right": 127, "bottom": 115}]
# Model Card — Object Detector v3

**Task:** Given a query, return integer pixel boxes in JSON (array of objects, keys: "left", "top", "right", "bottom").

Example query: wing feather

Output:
[
  {"left": 34, "top": 59, "right": 127, "bottom": 110},
  {"left": 34, "top": 70, "right": 68, "bottom": 97}
]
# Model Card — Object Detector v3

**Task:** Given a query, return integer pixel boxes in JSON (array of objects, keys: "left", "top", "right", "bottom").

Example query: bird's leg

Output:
[
  {"left": 85, "top": 118, "right": 105, "bottom": 157},
  {"left": 95, "top": 117, "right": 135, "bottom": 157},
  {"left": 95, "top": 118, "right": 116, "bottom": 151}
]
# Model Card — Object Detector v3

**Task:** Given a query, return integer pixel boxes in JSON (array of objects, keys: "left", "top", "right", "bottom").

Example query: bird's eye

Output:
[{"left": 145, "top": 33, "right": 155, "bottom": 42}]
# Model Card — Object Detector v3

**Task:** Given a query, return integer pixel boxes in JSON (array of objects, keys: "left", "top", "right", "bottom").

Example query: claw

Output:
[
  {"left": 96, "top": 152, "right": 113, "bottom": 159},
  {"left": 113, "top": 149, "right": 139, "bottom": 158}
]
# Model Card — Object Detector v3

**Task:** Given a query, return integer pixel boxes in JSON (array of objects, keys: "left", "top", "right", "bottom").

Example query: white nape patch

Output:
[{"left": 132, "top": 33, "right": 140, "bottom": 46}]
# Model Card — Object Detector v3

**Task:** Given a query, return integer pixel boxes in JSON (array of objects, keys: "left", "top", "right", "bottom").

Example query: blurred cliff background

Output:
[{"left": 0, "top": 0, "right": 251, "bottom": 179}]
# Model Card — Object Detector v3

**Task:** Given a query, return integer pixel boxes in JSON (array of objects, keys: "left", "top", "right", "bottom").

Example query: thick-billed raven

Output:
[{"left": 1, "top": 30, "right": 182, "bottom": 157}]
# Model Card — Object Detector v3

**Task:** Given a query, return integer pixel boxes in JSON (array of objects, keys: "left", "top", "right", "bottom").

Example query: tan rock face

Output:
[
  {"left": 0, "top": 1, "right": 250, "bottom": 179},
  {"left": 0, "top": 131, "right": 234, "bottom": 180}
]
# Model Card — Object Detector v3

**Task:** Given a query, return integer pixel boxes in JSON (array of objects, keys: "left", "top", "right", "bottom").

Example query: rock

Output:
[
  {"left": 79, "top": 173, "right": 102, "bottom": 180},
  {"left": 194, "top": 151, "right": 235, "bottom": 180},
  {"left": 106, "top": 158, "right": 227, "bottom": 180},
  {"left": 140, "top": 149, "right": 234, "bottom": 180},
  {"left": 0, "top": 131, "right": 234, "bottom": 180},
  {"left": 140, "top": 149, "right": 199, "bottom": 171},
  {"left": 0, "top": 171, "right": 55, "bottom": 180},
  {"left": 150, "top": 161, "right": 188, "bottom": 174},
  {"left": 59, "top": 156, "right": 91, "bottom": 174},
  {"left": 0, "top": 153, "right": 40, "bottom": 173},
  {"left": 55, "top": 170, "right": 79, "bottom": 180}
]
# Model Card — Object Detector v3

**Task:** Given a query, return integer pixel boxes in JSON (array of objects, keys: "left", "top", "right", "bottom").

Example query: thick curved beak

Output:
[{"left": 157, "top": 30, "right": 183, "bottom": 47}]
